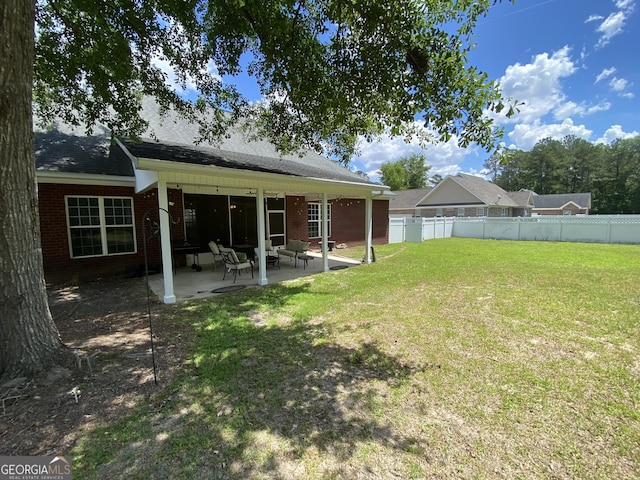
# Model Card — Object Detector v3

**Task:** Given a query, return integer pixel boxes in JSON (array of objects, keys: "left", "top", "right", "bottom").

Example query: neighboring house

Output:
[
  {"left": 507, "top": 189, "right": 536, "bottom": 217},
  {"left": 532, "top": 192, "right": 592, "bottom": 216},
  {"left": 35, "top": 99, "right": 390, "bottom": 303},
  {"left": 415, "top": 173, "right": 531, "bottom": 217},
  {"left": 388, "top": 188, "right": 431, "bottom": 217}
]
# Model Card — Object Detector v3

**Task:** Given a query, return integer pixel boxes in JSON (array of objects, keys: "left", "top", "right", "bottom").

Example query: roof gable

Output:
[
  {"left": 507, "top": 189, "right": 535, "bottom": 207},
  {"left": 419, "top": 174, "right": 517, "bottom": 207}
]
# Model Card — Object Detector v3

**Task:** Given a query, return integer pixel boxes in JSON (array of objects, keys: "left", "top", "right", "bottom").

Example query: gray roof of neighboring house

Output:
[
  {"left": 34, "top": 98, "right": 376, "bottom": 186},
  {"left": 508, "top": 189, "right": 535, "bottom": 207},
  {"left": 420, "top": 173, "right": 518, "bottom": 207},
  {"left": 452, "top": 174, "right": 519, "bottom": 206},
  {"left": 533, "top": 192, "right": 592, "bottom": 209},
  {"left": 388, "top": 188, "right": 431, "bottom": 209}
]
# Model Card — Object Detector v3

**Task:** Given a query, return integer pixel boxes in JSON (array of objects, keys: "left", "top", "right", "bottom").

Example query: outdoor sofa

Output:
[{"left": 278, "top": 239, "right": 310, "bottom": 264}]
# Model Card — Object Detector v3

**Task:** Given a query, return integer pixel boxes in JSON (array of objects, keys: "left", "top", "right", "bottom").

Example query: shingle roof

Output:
[
  {"left": 507, "top": 189, "right": 535, "bottom": 207},
  {"left": 446, "top": 173, "right": 518, "bottom": 207},
  {"left": 34, "top": 122, "right": 134, "bottom": 177},
  {"left": 35, "top": 98, "right": 377, "bottom": 186},
  {"left": 533, "top": 193, "right": 591, "bottom": 209},
  {"left": 388, "top": 188, "right": 431, "bottom": 209}
]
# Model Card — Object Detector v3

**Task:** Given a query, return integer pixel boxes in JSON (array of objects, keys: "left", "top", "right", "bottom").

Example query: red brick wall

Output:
[
  {"left": 285, "top": 196, "right": 309, "bottom": 241},
  {"left": 284, "top": 195, "right": 389, "bottom": 247},
  {"left": 37, "top": 183, "right": 184, "bottom": 284},
  {"left": 327, "top": 198, "right": 388, "bottom": 247},
  {"left": 38, "top": 186, "right": 389, "bottom": 284}
]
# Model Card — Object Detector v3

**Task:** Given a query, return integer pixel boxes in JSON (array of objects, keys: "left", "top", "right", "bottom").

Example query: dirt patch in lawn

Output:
[{"left": 0, "top": 276, "right": 189, "bottom": 457}]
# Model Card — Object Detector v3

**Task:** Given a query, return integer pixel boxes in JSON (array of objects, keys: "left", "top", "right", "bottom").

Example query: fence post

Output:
[{"left": 559, "top": 217, "right": 563, "bottom": 242}]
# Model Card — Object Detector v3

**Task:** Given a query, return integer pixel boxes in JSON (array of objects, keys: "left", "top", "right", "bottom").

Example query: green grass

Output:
[{"left": 73, "top": 239, "right": 640, "bottom": 479}]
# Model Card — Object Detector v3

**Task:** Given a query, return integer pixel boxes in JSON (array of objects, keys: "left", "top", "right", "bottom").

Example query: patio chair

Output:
[
  {"left": 219, "top": 247, "right": 254, "bottom": 283},
  {"left": 208, "top": 240, "right": 223, "bottom": 271}
]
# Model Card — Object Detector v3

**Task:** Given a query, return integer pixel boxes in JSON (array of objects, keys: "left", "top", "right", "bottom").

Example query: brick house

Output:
[
  {"left": 35, "top": 100, "right": 390, "bottom": 302},
  {"left": 531, "top": 192, "right": 592, "bottom": 216},
  {"left": 408, "top": 174, "right": 532, "bottom": 218}
]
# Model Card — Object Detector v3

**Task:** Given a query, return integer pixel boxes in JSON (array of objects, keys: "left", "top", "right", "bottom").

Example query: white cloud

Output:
[
  {"left": 508, "top": 119, "right": 592, "bottom": 151},
  {"left": 595, "top": 67, "right": 616, "bottom": 83},
  {"left": 492, "top": 46, "right": 575, "bottom": 125},
  {"left": 593, "top": 1, "right": 635, "bottom": 48},
  {"left": 609, "top": 77, "right": 629, "bottom": 91},
  {"left": 553, "top": 100, "right": 611, "bottom": 120},
  {"left": 595, "top": 124, "right": 640, "bottom": 144},
  {"left": 151, "top": 55, "right": 220, "bottom": 94},
  {"left": 607, "top": 76, "right": 635, "bottom": 97},
  {"left": 354, "top": 129, "right": 471, "bottom": 181},
  {"left": 615, "top": 0, "right": 635, "bottom": 10},
  {"left": 585, "top": 14, "right": 604, "bottom": 23}
]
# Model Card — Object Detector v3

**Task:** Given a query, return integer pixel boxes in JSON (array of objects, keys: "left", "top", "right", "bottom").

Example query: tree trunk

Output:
[{"left": 0, "top": 0, "right": 69, "bottom": 377}]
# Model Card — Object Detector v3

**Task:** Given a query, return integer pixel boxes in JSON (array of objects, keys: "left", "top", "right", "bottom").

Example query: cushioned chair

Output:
[
  {"left": 219, "top": 247, "right": 254, "bottom": 283},
  {"left": 208, "top": 241, "right": 223, "bottom": 271},
  {"left": 254, "top": 244, "right": 280, "bottom": 269}
]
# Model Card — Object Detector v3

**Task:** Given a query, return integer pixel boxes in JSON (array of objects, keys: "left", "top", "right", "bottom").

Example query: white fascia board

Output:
[
  {"left": 134, "top": 169, "right": 159, "bottom": 193},
  {"left": 135, "top": 157, "right": 388, "bottom": 196},
  {"left": 114, "top": 138, "right": 159, "bottom": 193},
  {"left": 36, "top": 170, "right": 134, "bottom": 187}
]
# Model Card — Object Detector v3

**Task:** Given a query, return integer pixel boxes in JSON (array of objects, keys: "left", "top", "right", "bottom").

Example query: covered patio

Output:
[
  {"left": 147, "top": 251, "right": 362, "bottom": 302},
  {"left": 115, "top": 100, "right": 390, "bottom": 304}
]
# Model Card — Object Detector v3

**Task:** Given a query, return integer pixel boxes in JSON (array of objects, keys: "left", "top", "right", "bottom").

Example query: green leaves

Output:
[
  {"left": 380, "top": 153, "right": 431, "bottom": 190},
  {"left": 34, "top": 0, "right": 512, "bottom": 163}
]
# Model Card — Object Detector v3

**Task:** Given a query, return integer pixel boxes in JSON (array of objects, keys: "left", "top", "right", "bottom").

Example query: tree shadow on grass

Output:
[{"left": 80, "top": 281, "right": 429, "bottom": 479}]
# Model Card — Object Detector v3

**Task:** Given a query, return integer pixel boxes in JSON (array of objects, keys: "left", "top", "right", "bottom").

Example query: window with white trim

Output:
[
  {"left": 66, "top": 196, "right": 136, "bottom": 258},
  {"left": 476, "top": 207, "right": 485, "bottom": 217},
  {"left": 501, "top": 207, "right": 509, "bottom": 217},
  {"left": 457, "top": 207, "right": 465, "bottom": 217},
  {"left": 308, "top": 203, "right": 331, "bottom": 238}
]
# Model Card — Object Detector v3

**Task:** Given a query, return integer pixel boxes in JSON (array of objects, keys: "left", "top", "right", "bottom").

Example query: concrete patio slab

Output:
[{"left": 147, "top": 252, "right": 362, "bottom": 302}]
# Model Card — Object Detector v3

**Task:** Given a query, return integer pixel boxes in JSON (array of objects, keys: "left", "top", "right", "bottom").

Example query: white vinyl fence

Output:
[{"left": 388, "top": 215, "right": 640, "bottom": 245}]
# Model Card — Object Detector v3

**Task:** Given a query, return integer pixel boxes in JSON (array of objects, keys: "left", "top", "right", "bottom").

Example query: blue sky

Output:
[
  {"left": 351, "top": 0, "right": 640, "bottom": 181},
  {"left": 160, "top": 0, "right": 639, "bottom": 182}
]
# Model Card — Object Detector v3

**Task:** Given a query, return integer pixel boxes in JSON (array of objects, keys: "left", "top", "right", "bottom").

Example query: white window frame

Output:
[
  {"left": 457, "top": 207, "right": 465, "bottom": 217},
  {"left": 501, "top": 207, "right": 509, "bottom": 217},
  {"left": 307, "top": 203, "right": 331, "bottom": 238},
  {"left": 65, "top": 195, "right": 137, "bottom": 258},
  {"left": 435, "top": 208, "right": 443, "bottom": 218},
  {"left": 476, "top": 207, "right": 485, "bottom": 217}
]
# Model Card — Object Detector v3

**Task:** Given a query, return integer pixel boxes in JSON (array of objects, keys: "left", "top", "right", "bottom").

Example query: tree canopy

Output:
[
  {"left": 380, "top": 153, "right": 431, "bottom": 190},
  {"left": 34, "top": 0, "right": 513, "bottom": 163}
]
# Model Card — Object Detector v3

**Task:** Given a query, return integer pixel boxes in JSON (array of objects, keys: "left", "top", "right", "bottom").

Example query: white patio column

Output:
[
  {"left": 364, "top": 194, "right": 373, "bottom": 264},
  {"left": 322, "top": 192, "right": 329, "bottom": 272},
  {"left": 256, "top": 187, "right": 268, "bottom": 285},
  {"left": 158, "top": 179, "right": 176, "bottom": 303}
]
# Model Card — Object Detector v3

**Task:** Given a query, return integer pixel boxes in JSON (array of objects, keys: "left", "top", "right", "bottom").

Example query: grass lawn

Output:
[{"left": 73, "top": 238, "right": 640, "bottom": 479}]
